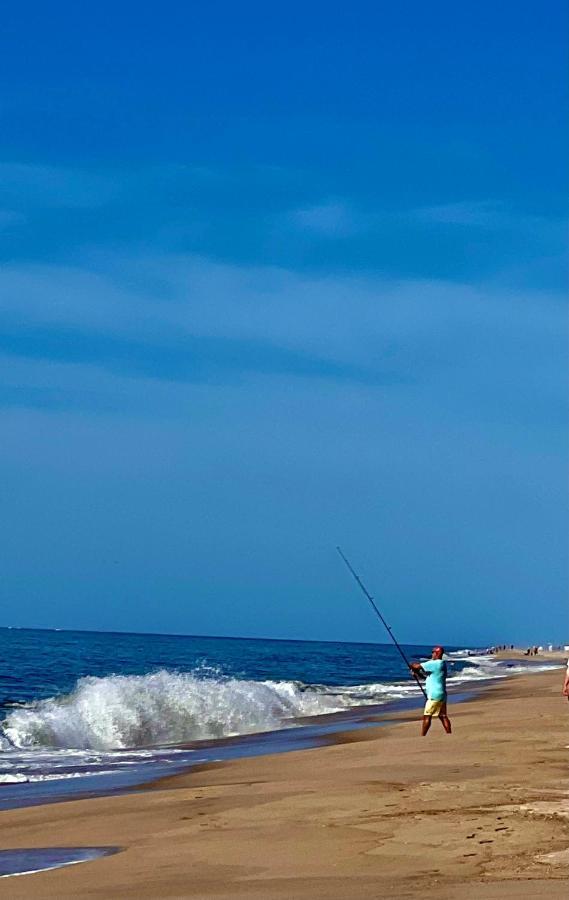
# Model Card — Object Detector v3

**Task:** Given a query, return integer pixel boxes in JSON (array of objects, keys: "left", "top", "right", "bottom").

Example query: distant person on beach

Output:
[
  {"left": 409, "top": 646, "right": 452, "bottom": 737},
  {"left": 563, "top": 660, "right": 569, "bottom": 703}
]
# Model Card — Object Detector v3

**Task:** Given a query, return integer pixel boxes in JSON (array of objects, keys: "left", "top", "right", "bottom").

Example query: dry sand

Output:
[
  {"left": 0, "top": 667, "right": 568, "bottom": 899},
  {"left": 493, "top": 649, "right": 568, "bottom": 661}
]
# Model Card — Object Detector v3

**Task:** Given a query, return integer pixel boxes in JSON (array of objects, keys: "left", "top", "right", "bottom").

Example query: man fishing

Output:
[
  {"left": 335, "top": 549, "right": 453, "bottom": 737},
  {"left": 409, "top": 646, "right": 452, "bottom": 736}
]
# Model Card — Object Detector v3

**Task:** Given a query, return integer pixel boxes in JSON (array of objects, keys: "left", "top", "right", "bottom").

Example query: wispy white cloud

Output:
[
  {"left": 0, "top": 163, "right": 119, "bottom": 209},
  {"left": 409, "top": 200, "right": 566, "bottom": 237},
  {"left": 2, "top": 251, "right": 563, "bottom": 354},
  {"left": 0, "top": 161, "right": 304, "bottom": 214},
  {"left": 0, "top": 252, "right": 564, "bottom": 423},
  {"left": 287, "top": 201, "right": 362, "bottom": 237},
  {"left": 411, "top": 200, "right": 502, "bottom": 226}
]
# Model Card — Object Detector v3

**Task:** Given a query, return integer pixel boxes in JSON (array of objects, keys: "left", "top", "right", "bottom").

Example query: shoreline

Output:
[
  {"left": 0, "top": 667, "right": 567, "bottom": 897},
  {"left": 0, "top": 679, "right": 478, "bottom": 813},
  {"left": 2, "top": 655, "right": 560, "bottom": 813}
]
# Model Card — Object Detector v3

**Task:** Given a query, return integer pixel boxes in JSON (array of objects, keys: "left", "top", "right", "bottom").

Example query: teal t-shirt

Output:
[{"left": 421, "top": 659, "right": 447, "bottom": 701}]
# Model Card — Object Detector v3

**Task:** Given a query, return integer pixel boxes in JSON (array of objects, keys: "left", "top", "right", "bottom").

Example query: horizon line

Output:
[{"left": 0, "top": 624, "right": 487, "bottom": 650}]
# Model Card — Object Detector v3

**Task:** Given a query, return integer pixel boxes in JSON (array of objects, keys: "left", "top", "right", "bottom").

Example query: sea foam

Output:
[{"left": 1, "top": 670, "right": 348, "bottom": 751}]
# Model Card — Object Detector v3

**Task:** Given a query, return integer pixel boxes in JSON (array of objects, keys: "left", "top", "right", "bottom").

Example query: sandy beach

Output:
[{"left": 0, "top": 667, "right": 567, "bottom": 899}]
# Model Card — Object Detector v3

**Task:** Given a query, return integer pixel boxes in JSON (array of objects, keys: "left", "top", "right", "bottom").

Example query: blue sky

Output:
[{"left": 1, "top": 1, "right": 567, "bottom": 646}]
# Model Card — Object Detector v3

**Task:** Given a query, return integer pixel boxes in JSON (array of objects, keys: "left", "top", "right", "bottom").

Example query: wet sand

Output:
[{"left": 0, "top": 668, "right": 567, "bottom": 898}]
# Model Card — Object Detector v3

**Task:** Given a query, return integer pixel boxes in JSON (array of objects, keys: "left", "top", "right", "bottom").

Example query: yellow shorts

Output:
[{"left": 424, "top": 699, "right": 446, "bottom": 717}]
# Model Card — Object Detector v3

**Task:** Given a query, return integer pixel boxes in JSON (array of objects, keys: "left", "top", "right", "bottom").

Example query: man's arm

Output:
[{"left": 409, "top": 662, "right": 427, "bottom": 679}]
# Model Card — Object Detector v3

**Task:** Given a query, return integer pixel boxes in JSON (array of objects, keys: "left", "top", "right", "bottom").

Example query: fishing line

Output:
[{"left": 336, "top": 546, "right": 427, "bottom": 699}]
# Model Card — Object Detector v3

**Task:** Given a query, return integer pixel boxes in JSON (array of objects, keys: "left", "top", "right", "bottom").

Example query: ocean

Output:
[{"left": 0, "top": 627, "right": 558, "bottom": 809}]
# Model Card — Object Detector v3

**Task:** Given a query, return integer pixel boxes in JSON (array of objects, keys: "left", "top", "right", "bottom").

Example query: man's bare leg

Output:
[
  {"left": 421, "top": 715, "right": 432, "bottom": 736},
  {"left": 439, "top": 711, "right": 452, "bottom": 733}
]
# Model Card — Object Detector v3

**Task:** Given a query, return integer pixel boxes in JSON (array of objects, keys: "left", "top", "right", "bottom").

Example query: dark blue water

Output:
[
  {"left": 0, "top": 627, "right": 470, "bottom": 712},
  {"left": 0, "top": 847, "right": 120, "bottom": 878}
]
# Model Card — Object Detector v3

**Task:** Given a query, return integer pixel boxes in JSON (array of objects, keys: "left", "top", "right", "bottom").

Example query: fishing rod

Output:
[{"left": 336, "top": 546, "right": 427, "bottom": 699}]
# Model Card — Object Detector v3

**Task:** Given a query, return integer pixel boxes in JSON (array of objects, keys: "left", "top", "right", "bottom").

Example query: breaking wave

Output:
[
  {"left": 0, "top": 670, "right": 353, "bottom": 752},
  {"left": 445, "top": 656, "right": 559, "bottom": 682}
]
